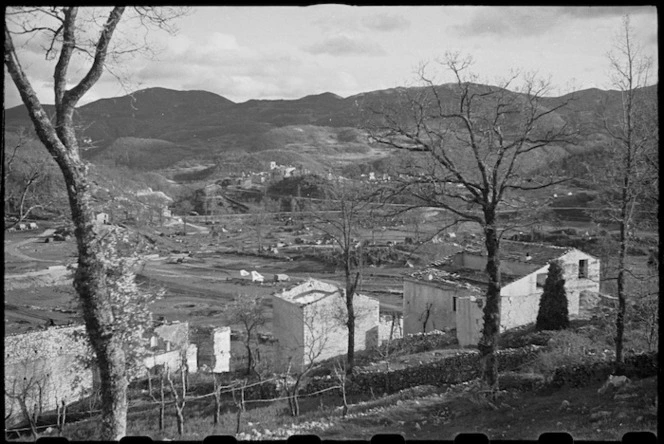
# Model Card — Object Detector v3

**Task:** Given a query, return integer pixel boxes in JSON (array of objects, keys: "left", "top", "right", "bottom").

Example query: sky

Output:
[{"left": 3, "top": 5, "right": 658, "bottom": 109}]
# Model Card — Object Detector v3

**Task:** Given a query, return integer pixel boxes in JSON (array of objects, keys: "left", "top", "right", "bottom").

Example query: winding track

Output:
[{"left": 4, "top": 232, "right": 57, "bottom": 263}]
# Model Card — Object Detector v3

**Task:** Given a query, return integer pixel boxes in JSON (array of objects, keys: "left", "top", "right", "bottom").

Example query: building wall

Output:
[
  {"left": 302, "top": 292, "right": 380, "bottom": 368},
  {"left": 4, "top": 326, "right": 94, "bottom": 428},
  {"left": 455, "top": 249, "right": 601, "bottom": 345},
  {"left": 500, "top": 249, "right": 600, "bottom": 330},
  {"left": 500, "top": 277, "right": 543, "bottom": 331},
  {"left": 557, "top": 249, "right": 600, "bottom": 316},
  {"left": 379, "top": 313, "right": 404, "bottom": 344},
  {"left": 272, "top": 295, "right": 304, "bottom": 371},
  {"left": 403, "top": 279, "right": 459, "bottom": 335},
  {"left": 455, "top": 252, "right": 540, "bottom": 277},
  {"left": 272, "top": 282, "right": 380, "bottom": 371},
  {"left": 153, "top": 322, "right": 189, "bottom": 350},
  {"left": 456, "top": 296, "right": 485, "bottom": 347},
  {"left": 191, "top": 325, "right": 231, "bottom": 373},
  {"left": 302, "top": 294, "right": 348, "bottom": 367}
]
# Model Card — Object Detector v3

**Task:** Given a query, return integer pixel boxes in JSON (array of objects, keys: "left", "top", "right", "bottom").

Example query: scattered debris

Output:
[{"left": 251, "top": 270, "right": 264, "bottom": 283}]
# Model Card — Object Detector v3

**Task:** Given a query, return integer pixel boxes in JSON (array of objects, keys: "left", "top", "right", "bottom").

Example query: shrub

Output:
[
  {"left": 525, "top": 330, "right": 599, "bottom": 378},
  {"left": 536, "top": 260, "right": 569, "bottom": 331}
]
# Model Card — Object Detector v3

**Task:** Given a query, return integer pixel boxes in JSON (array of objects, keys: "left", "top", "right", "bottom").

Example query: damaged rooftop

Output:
[{"left": 407, "top": 240, "right": 577, "bottom": 289}]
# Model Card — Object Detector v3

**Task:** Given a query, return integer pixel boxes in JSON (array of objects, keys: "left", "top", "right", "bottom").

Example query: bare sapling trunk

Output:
[
  {"left": 334, "top": 361, "right": 349, "bottom": 417},
  {"left": 232, "top": 380, "right": 246, "bottom": 434},
  {"left": 213, "top": 374, "right": 222, "bottom": 426},
  {"left": 158, "top": 366, "right": 166, "bottom": 431},
  {"left": 17, "top": 396, "right": 39, "bottom": 439},
  {"left": 166, "top": 366, "right": 187, "bottom": 436},
  {"left": 56, "top": 400, "right": 67, "bottom": 436}
]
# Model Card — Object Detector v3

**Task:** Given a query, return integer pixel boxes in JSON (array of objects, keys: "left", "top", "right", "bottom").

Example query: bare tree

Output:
[
  {"left": 590, "top": 16, "right": 658, "bottom": 369},
  {"left": 227, "top": 293, "right": 267, "bottom": 376},
  {"left": 4, "top": 360, "right": 53, "bottom": 439},
  {"left": 3, "top": 129, "right": 66, "bottom": 227},
  {"left": 281, "top": 303, "right": 335, "bottom": 417},
  {"left": 333, "top": 359, "right": 349, "bottom": 417},
  {"left": 4, "top": 7, "right": 188, "bottom": 439},
  {"left": 166, "top": 365, "right": 187, "bottom": 436},
  {"left": 419, "top": 301, "right": 436, "bottom": 334},
  {"left": 307, "top": 179, "right": 375, "bottom": 373},
  {"left": 367, "top": 53, "right": 575, "bottom": 388}
]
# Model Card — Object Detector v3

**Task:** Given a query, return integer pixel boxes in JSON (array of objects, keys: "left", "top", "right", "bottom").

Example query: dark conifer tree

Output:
[{"left": 536, "top": 260, "right": 569, "bottom": 330}]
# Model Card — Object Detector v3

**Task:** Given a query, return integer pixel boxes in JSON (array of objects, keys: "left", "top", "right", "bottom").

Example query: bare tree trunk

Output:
[
  {"left": 213, "top": 374, "right": 222, "bottom": 426},
  {"left": 478, "top": 217, "right": 501, "bottom": 389},
  {"left": 345, "top": 264, "right": 359, "bottom": 374},
  {"left": 56, "top": 400, "right": 67, "bottom": 436},
  {"left": 166, "top": 367, "right": 186, "bottom": 436},
  {"left": 232, "top": 382, "right": 246, "bottom": 434},
  {"left": 615, "top": 216, "right": 628, "bottom": 369},
  {"left": 4, "top": 9, "right": 130, "bottom": 439},
  {"left": 245, "top": 341, "right": 253, "bottom": 376},
  {"left": 159, "top": 370, "right": 165, "bottom": 431}
]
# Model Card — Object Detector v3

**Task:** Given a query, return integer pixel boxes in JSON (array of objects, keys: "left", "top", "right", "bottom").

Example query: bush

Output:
[
  {"left": 536, "top": 260, "right": 569, "bottom": 330},
  {"left": 525, "top": 330, "right": 600, "bottom": 377},
  {"left": 500, "top": 324, "right": 554, "bottom": 348}
]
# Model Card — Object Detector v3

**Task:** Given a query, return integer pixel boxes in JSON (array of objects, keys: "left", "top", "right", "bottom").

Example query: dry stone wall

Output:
[{"left": 304, "top": 345, "right": 543, "bottom": 397}]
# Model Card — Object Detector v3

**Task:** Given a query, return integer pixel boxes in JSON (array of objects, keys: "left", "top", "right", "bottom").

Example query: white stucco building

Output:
[
  {"left": 403, "top": 241, "right": 601, "bottom": 346},
  {"left": 272, "top": 279, "right": 380, "bottom": 371}
]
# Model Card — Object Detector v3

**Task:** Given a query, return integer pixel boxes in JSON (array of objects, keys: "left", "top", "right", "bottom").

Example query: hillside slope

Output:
[{"left": 4, "top": 84, "right": 656, "bottom": 176}]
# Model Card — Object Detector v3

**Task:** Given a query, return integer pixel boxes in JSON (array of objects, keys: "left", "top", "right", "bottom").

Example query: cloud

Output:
[
  {"left": 362, "top": 13, "right": 410, "bottom": 31},
  {"left": 303, "top": 35, "right": 386, "bottom": 56},
  {"left": 453, "top": 6, "right": 656, "bottom": 39},
  {"left": 452, "top": 7, "right": 563, "bottom": 38},
  {"left": 555, "top": 6, "right": 655, "bottom": 19}
]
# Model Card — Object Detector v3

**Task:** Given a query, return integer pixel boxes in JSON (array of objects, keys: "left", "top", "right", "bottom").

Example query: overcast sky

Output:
[{"left": 4, "top": 5, "right": 658, "bottom": 109}]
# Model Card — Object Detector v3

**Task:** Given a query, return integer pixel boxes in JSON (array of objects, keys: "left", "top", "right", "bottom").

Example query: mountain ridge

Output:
[{"left": 4, "top": 83, "right": 657, "bottom": 176}]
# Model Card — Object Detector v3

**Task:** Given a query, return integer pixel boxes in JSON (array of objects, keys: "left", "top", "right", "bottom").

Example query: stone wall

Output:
[
  {"left": 4, "top": 326, "right": 95, "bottom": 428},
  {"left": 4, "top": 320, "right": 212, "bottom": 428},
  {"left": 304, "top": 345, "right": 543, "bottom": 397}
]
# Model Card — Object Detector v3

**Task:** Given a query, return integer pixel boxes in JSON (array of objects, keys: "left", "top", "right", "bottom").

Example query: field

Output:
[{"left": 3, "top": 211, "right": 455, "bottom": 337}]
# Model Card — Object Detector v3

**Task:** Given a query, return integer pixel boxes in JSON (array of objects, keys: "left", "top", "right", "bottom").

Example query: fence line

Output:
[{"left": 4, "top": 374, "right": 343, "bottom": 435}]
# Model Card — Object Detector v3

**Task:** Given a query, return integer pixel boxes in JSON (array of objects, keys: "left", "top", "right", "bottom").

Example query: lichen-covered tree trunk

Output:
[
  {"left": 4, "top": 9, "right": 130, "bottom": 438},
  {"left": 478, "top": 215, "right": 501, "bottom": 389},
  {"left": 63, "top": 155, "right": 130, "bottom": 438}
]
